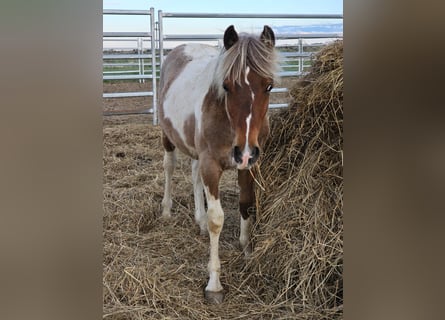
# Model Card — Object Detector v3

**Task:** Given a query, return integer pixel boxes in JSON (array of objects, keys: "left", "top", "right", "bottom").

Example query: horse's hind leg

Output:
[
  {"left": 161, "top": 132, "right": 176, "bottom": 218},
  {"left": 192, "top": 159, "right": 207, "bottom": 234}
]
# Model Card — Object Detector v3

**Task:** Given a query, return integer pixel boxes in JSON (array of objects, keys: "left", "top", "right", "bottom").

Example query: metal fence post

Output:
[
  {"left": 150, "top": 7, "right": 157, "bottom": 125},
  {"left": 298, "top": 38, "right": 303, "bottom": 74},
  {"left": 158, "top": 10, "right": 164, "bottom": 67},
  {"left": 138, "top": 37, "right": 143, "bottom": 83}
]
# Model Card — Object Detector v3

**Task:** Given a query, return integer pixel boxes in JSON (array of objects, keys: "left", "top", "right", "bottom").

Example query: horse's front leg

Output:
[
  {"left": 238, "top": 169, "right": 255, "bottom": 256},
  {"left": 199, "top": 155, "right": 225, "bottom": 304}
]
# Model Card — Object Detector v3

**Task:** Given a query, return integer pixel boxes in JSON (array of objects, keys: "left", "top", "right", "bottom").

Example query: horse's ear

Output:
[
  {"left": 224, "top": 25, "right": 239, "bottom": 50},
  {"left": 260, "top": 25, "right": 275, "bottom": 48}
]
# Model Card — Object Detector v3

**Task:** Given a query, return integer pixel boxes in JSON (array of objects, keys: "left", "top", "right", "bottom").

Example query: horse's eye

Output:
[
  {"left": 266, "top": 84, "right": 273, "bottom": 92},
  {"left": 223, "top": 84, "right": 229, "bottom": 92}
]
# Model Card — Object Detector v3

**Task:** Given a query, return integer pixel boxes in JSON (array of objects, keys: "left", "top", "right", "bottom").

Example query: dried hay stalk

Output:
[{"left": 248, "top": 40, "right": 343, "bottom": 317}]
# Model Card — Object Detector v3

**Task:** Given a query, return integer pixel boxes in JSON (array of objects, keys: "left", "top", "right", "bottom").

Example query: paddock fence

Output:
[
  {"left": 103, "top": 8, "right": 343, "bottom": 125},
  {"left": 103, "top": 8, "right": 157, "bottom": 121}
]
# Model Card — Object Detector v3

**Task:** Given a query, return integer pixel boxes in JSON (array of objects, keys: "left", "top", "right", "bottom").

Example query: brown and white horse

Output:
[{"left": 158, "top": 25, "right": 279, "bottom": 303}]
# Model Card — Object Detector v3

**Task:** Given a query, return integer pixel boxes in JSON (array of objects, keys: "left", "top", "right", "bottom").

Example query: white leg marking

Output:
[
  {"left": 192, "top": 159, "right": 207, "bottom": 233},
  {"left": 204, "top": 187, "right": 224, "bottom": 293},
  {"left": 240, "top": 216, "right": 253, "bottom": 256},
  {"left": 162, "top": 150, "right": 176, "bottom": 217}
]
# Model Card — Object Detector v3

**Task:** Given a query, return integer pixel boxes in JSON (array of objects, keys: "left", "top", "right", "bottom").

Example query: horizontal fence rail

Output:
[
  {"left": 103, "top": 9, "right": 152, "bottom": 15},
  {"left": 159, "top": 13, "right": 343, "bottom": 19},
  {"left": 103, "top": 8, "right": 343, "bottom": 124},
  {"left": 103, "top": 32, "right": 152, "bottom": 37}
]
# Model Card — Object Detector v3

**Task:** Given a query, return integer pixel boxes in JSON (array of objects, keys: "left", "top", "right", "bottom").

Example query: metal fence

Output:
[
  {"left": 103, "top": 8, "right": 343, "bottom": 124},
  {"left": 103, "top": 8, "right": 157, "bottom": 123}
]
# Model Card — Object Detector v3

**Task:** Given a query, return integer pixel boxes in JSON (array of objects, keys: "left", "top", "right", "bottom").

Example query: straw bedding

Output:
[{"left": 103, "top": 40, "right": 343, "bottom": 319}]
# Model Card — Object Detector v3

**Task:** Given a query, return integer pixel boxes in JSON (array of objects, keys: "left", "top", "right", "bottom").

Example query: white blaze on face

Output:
[
  {"left": 239, "top": 113, "right": 252, "bottom": 168},
  {"left": 245, "top": 66, "right": 255, "bottom": 104},
  {"left": 244, "top": 66, "right": 250, "bottom": 86},
  {"left": 238, "top": 66, "right": 253, "bottom": 169}
]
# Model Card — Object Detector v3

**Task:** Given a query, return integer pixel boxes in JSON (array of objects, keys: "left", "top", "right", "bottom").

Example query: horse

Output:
[{"left": 158, "top": 25, "right": 279, "bottom": 303}]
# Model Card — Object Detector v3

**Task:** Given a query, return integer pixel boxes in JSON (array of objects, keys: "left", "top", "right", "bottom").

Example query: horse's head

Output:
[{"left": 220, "top": 25, "right": 277, "bottom": 170}]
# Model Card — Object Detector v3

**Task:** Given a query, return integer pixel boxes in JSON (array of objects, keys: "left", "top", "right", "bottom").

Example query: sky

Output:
[
  {"left": 104, "top": 0, "right": 343, "bottom": 31},
  {"left": 103, "top": 0, "right": 343, "bottom": 48},
  {"left": 104, "top": 0, "right": 343, "bottom": 14}
]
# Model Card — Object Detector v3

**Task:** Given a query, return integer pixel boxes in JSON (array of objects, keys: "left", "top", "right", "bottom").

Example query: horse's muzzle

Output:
[{"left": 233, "top": 145, "right": 260, "bottom": 169}]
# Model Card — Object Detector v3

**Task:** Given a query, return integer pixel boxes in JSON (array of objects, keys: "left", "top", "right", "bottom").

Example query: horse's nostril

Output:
[
  {"left": 249, "top": 146, "right": 260, "bottom": 164},
  {"left": 252, "top": 146, "right": 260, "bottom": 159},
  {"left": 233, "top": 146, "right": 243, "bottom": 164}
]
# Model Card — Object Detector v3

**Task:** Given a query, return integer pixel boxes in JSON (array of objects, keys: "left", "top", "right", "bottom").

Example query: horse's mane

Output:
[{"left": 212, "top": 33, "right": 280, "bottom": 98}]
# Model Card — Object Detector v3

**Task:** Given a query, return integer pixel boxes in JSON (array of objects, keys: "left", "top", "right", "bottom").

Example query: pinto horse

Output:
[{"left": 158, "top": 25, "right": 279, "bottom": 303}]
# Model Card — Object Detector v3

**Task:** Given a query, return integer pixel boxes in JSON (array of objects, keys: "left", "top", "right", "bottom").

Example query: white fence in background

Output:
[
  {"left": 103, "top": 8, "right": 343, "bottom": 125},
  {"left": 103, "top": 8, "right": 157, "bottom": 123}
]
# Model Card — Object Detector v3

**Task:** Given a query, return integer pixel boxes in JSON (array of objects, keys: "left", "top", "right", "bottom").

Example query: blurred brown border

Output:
[
  {"left": 0, "top": 1, "right": 103, "bottom": 319},
  {"left": 346, "top": 1, "right": 445, "bottom": 319},
  {"left": 1, "top": 0, "right": 444, "bottom": 319}
]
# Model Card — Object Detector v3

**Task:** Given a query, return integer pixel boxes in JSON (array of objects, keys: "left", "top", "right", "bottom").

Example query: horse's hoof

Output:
[
  {"left": 161, "top": 211, "right": 171, "bottom": 219},
  {"left": 204, "top": 290, "right": 225, "bottom": 304}
]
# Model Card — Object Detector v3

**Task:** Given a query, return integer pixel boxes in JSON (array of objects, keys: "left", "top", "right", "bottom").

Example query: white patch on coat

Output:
[{"left": 162, "top": 44, "right": 219, "bottom": 155}]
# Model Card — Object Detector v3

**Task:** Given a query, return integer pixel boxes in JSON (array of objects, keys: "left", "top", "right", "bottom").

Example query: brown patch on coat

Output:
[
  {"left": 183, "top": 114, "right": 196, "bottom": 150},
  {"left": 199, "top": 86, "right": 235, "bottom": 170},
  {"left": 162, "top": 131, "right": 175, "bottom": 152},
  {"left": 161, "top": 117, "right": 197, "bottom": 159},
  {"left": 199, "top": 151, "right": 223, "bottom": 199}
]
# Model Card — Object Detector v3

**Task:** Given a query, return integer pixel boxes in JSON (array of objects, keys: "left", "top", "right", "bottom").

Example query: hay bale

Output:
[{"left": 248, "top": 40, "right": 343, "bottom": 317}]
